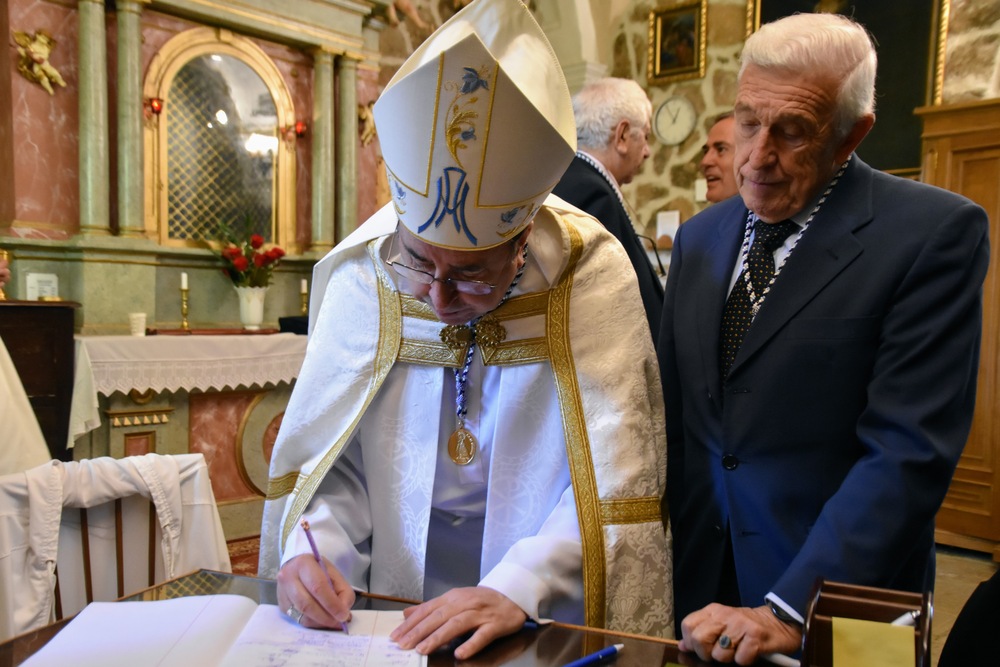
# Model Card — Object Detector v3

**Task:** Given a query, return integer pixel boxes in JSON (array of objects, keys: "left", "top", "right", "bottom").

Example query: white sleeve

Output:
[
  {"left": 478, "top": 485, "right": 582, "bottom": 620},
  {"left": 279, "top": 435, "right": 373, "bottom": 592}
]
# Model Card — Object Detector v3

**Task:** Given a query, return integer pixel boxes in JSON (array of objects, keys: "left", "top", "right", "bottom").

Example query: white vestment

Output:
[{"left": 260, "top": 196, "right": 673, "bottom": 636}]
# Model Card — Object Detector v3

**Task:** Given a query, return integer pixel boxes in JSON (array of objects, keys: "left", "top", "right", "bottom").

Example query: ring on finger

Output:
[
  {"left": 287, "top": 604, "right": 304, "bottom": 624},
  {"left": 718, "top": 634, "right": 734, "bottom": 650}
]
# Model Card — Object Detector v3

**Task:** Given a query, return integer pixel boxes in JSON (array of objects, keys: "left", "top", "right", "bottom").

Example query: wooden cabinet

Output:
[
  {"left": 0, "top": 301, "right": 79, "bottom": 462},
  {"left": 918, "top": 100, "right": 1000, "bottom": 561}
]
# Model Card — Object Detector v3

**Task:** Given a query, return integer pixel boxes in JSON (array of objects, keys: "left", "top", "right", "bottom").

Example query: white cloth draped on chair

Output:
[{"left": 0, "top": 453, "right": 231, "bottom": 641}]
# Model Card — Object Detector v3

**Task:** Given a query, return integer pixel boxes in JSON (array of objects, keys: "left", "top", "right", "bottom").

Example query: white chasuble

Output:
[{"left": 260, "top": 197, "right": 673, "bottom": 637}]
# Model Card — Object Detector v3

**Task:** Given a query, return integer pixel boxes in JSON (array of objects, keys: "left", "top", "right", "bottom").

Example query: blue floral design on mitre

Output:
[
  {"left": 445, "top": 64, "right": 491, "bottom": 167},
  {"left": 497, "top": 205, "right": 538, "bottom": 238},
  {"left": 461, "top": 67, "right": 489, "bottom": 94}
]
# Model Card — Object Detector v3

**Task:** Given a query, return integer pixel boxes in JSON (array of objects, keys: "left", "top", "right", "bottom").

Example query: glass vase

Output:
[{"left": 235, "top": 286, "right": 268, "bottom": 330}]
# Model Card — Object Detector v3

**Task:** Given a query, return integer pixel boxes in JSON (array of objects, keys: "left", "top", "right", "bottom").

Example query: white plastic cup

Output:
[{"left": 129, "top": 312, "right": 147, "bottom": 336}]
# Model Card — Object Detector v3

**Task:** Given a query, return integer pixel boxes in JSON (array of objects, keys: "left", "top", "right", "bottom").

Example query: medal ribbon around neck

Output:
[
  {"left": 445, "top": 243, "right": 529, "bottom": 465},
  {"left": 740, "top": 156, "right": 851, "bottom": 318}
]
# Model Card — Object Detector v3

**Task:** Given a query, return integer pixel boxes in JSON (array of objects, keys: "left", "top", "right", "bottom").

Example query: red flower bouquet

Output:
[{"left": 219, "top": 229, "right": 285, "bottom": 288}]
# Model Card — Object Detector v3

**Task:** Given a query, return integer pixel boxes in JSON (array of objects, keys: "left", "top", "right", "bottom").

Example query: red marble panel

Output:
[
  {"left": 9, "top": 0, "right": 80, "bottom": 238},
  {"left": 189, "top": 390, "right": 259, "bottom": 503},
  {"left": 124, "top": 430, "right": 154, "bottom": 457}
]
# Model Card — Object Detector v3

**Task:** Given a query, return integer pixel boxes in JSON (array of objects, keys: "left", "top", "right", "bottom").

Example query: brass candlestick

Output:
[
  {"left": 180, "top": 287, "right": 190, "bottom": 330},
  {"left": 0, "top": 249, "right": 8, "bottom": 301},
  {"left": 300, "top": 292, "right": 308, "bottom": 315}
]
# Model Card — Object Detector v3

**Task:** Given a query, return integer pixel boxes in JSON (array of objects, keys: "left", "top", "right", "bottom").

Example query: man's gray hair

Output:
[
  {"left": 573, "top": 78, "right": 652, "bottom": 151},
  {"left": 739, "top": 12, "right": 876, "bottom": 140}
]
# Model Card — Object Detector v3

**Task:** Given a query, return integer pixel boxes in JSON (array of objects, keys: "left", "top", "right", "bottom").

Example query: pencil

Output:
[{"left": 301, "top": 519, "right": 350, "bottom": 635}]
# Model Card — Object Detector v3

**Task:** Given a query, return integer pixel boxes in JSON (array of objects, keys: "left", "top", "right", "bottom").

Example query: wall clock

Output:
[{"left": 653, "top": 95, "right": 697, "bottom": 146}]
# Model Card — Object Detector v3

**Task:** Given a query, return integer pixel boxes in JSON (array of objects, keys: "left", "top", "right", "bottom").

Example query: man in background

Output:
[
  {"left": 553, "top": 77, "right": 663, "bottom": 342},
  {"left": 700, "top": 112, "right": 738, "bottom": 203},
  {"left": 659, "top": 12, "right": 988, "bottom": 664}
]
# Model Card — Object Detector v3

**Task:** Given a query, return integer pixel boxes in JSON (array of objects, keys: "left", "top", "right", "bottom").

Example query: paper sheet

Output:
[
  {"left": 832, "top": 616, "right": 915, "bottom": 666},
  {"left": 22, "top": 595, "right": 425, "bottom": 667}
]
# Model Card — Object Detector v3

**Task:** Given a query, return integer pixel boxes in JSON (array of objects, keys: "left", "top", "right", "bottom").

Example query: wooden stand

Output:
[
  {"left": 803, "top": 579, "right": 932, "bottom": 667},
  {"left": 0, "top": 300, "right": 80, "bottom": 461}
]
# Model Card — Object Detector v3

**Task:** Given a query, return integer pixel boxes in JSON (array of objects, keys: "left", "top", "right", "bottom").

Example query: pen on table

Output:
[
  {"left": 561, "top": 643, "right": 624, "bottom": 667},
  {"left": 301, "top": 519, "right": 350, "bottom": 635},
  {"left": 891, "top": 610, "right": 919, "bottom": 626}
]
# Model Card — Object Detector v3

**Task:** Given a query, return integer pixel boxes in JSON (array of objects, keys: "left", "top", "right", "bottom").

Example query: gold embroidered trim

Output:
[
  {"left": 600, "top": 496, "right": 662, "bottom": 525},
  {"left": 547, "top": 221, "right": 607, "bottom": 630},
  {"left": 480, "top": 338, "right": 548, "bottom": 365},
  {"left": 494, "top": 292, "right": 548, "bottom": 319},
  {"left": 280, "top": 238, "right": 402, "bottom": 548},
  {"left": 399, "top": 339, "right": 464, "bottom": 367},
  {"left": 400, "top": 291, "right": 552, "bottom": 368},
  {"left": 265, "top": 472, "right": 299, "bottom": 500},
  {"left": 401, "top": 294, "right": 437, "bottom": 320}
]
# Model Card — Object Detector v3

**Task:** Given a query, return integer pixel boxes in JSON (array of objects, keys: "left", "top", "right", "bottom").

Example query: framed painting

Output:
[
  {"left": 648, "top": 1, "right": 707, "bottom": 85},
  {"left": 745, "top": 1, "right": 948, "bottom": 174}
]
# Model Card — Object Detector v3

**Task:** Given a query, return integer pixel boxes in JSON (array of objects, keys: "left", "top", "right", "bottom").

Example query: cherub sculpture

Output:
[
  {"left": 387, "top": 0, "right": 430, "bottom": 31},
  {"left": 13, "top": 29, "right": 66, "bottom": 95},
  {"left": 358, "top": 100, "right": 377, "bottom": 147}
]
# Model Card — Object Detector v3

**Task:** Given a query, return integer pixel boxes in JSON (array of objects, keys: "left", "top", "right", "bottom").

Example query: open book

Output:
[{"left": 22, "top": 595, "right": 426, "bottom": 667}]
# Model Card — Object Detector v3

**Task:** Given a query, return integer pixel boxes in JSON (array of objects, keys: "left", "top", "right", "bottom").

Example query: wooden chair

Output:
[
  {"left": 802, "top": 579, "right": 932, "bottom": 667},
  {"left": 52, "top": 495, "right": 159, "bottom": 620},
  {"left": 0, "top": 453, "right": 231, "bottom": 641}
]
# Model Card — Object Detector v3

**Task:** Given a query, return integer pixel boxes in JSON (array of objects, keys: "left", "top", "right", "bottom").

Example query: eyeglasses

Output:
[{"left": 385, "top": 233, "right": 498, "bottom": 295}]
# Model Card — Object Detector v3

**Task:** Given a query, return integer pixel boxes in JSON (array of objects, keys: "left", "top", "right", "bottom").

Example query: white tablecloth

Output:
[{"left": 69, "top": 334, "right": 308, "bottom": 447}]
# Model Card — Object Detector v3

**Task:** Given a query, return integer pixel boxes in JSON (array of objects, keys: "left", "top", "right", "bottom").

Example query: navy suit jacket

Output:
[
  {"left": 658, "top": 156, "right": 989, "bottom": 620},
  {"left": 553, "top": 157, "right": 663, "bottom": 341}
]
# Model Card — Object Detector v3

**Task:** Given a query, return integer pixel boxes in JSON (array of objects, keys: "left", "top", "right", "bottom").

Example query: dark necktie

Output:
[{"left": 719, "top": 219, "right": 798, "bottom": 377}]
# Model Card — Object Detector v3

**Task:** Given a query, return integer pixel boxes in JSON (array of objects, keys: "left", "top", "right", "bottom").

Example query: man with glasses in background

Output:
[{"left": 258, "top": 0, "right": 672, "bottom": 660}]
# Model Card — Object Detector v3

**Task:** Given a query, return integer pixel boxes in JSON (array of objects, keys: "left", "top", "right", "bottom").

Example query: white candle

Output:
[
  {"left": 181, "top": 272, "right": 188, "bottom": 290},
  {"left": 300, "top": 278, "right": 308, "bottom": 295}
]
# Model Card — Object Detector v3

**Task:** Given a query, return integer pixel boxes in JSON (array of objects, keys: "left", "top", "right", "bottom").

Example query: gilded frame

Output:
[
  {"left": 744, "top": 0, "right": 950, "bottom": 173},
  {"left": 648, "top": 1, "right": 707, "bottom": 86},
  {"left": 142, "top": 28, "right": 298, "bottom": 251}
]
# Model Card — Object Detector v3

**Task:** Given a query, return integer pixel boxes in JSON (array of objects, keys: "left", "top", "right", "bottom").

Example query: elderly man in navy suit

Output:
[{"left": 659, "top": 12, "right": 989, "bottom": 665}]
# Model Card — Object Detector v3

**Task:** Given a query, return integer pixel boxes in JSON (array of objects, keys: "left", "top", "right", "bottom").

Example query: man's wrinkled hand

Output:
[
  {"left": 276, "top": 554, "right": 355, "bottom": 630},
  {"left": 678, "top": 603, "right": 801, "bottom": 665},
  {"left": 389, "top": 586, "right": 527, "bottom": 660}
]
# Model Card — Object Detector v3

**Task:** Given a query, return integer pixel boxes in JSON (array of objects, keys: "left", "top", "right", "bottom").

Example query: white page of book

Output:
[
  {"left": 21, "top": 595, "right": 425, "bottom": 667},
  {"left": 22, "top": 595, "right": 258, "bottom": 667},
  {"left": 219, "top": 605, "right": 425, "bottom": 667}
]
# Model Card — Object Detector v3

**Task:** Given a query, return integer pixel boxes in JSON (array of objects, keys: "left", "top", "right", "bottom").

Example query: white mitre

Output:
[{"left": 373, "top": 0, "right": 576, "bottom": 250}]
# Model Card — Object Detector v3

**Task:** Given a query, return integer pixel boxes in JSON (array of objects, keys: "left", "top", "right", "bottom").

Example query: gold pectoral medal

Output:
[{"left": 448, "top": 426, "right": 478, "bottom": 465}]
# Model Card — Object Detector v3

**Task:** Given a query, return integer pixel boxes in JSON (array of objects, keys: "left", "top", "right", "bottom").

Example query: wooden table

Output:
[{"left": 0, "top": 569, "right": 717, "bottom": 666}]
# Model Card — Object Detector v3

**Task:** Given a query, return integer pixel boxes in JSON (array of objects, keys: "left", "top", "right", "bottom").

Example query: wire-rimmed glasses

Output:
[{"left": 385, "top": 233, "right": 498, "bottom": 296}]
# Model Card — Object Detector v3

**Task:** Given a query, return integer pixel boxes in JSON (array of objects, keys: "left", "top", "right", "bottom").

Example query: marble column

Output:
[
  {"left": 310, "top": 50, "right": 335, "bottom": 253},
  {"left": 117, "top": 0, "right": 145, "bottom": 238},
  {"left": 335, "top": 55, "right": 359, "bottom": 245},
  {"left": 78, "top": 0, "right": 111, "bottom": 236}
]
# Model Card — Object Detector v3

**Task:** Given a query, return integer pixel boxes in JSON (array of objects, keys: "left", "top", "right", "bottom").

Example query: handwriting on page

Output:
[{"left": 219, "top": 606, "right": 425, "bottom": 667}]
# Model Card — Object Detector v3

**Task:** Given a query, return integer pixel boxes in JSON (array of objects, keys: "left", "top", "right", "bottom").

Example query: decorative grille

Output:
[{"left": 166, "top": 56, "right": 275, "bottom": 242}]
